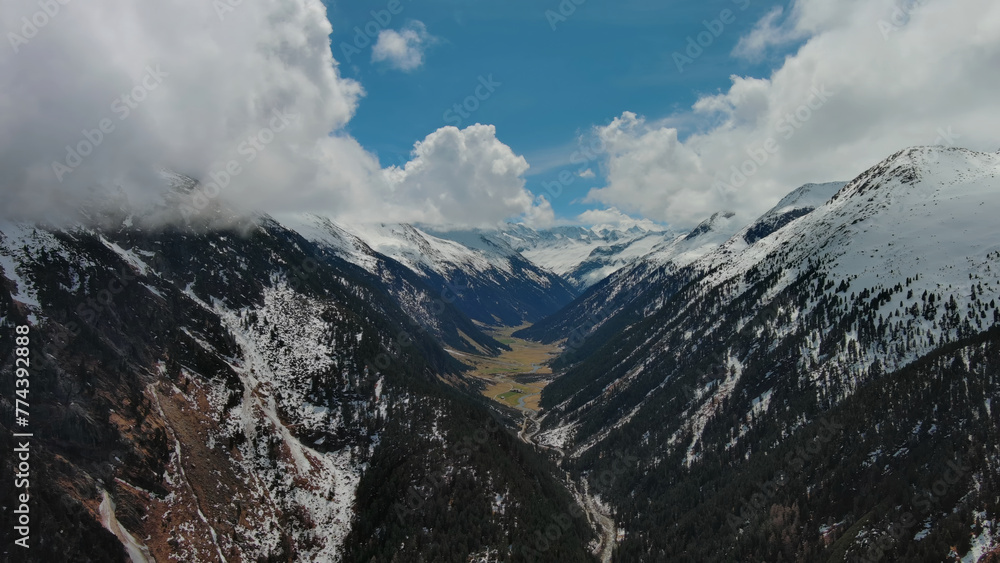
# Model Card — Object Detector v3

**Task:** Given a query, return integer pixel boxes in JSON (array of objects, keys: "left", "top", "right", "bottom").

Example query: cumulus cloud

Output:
[
  {"left": 378, "top": 124, "right": 547, "bottom": 228},
  {"left": 586, "top": 0, "right": 1000, "bottom": 229},
  {"left": 0, "top": 0, "right": 367, "bottom": 221},
  {"left": 372, "top": 21, "right": 434, "bottom": 72},
  {"left": 0, "top": 1, "right": 530, "bottom": 228}
]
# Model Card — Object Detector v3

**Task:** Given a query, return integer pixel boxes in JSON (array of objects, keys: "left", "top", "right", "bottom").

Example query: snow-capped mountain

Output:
[
  {"left": 0, "top": 213, "right": 595, "bottom": 562},
  {"left": 281, "top": 215, "right": 677, "bottom": 312},
  {"left": 279, "top": 216, "right": 579, "bottom": 327},
  {"left": 485, "top": 223, "right": 679, "bottom": 290},
  {"left": 516, "top": 182, "right": 847, "bottom": 346},
  {"left": 528, "top": 147, "right": 1000, "bottom": 561},
  {"left": 268, "top": 215, "right": 508, "bottom": 355},
  {"left": 4, "top": 146, "right": 999, "bottom": 563},
  {"left": 644, "top": 210, "right": 741, "bottom": 265},
  {"left": 742, "top": 181, "right": 847, "bottom": 244},
  {"left": 483, "top": 223, "right": 678, "bottom": 290}
]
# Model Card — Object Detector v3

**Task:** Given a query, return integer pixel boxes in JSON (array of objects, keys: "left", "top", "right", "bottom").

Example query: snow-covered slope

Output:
[
  {"left": 281, "top": 216, "right": 579, "bottom": 327},
  {"left": 0, "top": 213, "right": 595, "bottom": 562},
  {"left": 516, "top": 182, "right": 845, "bottom": 344},
  {"left": 543, "top": 146, "right": 1000, "bottom": 411},
  {"left": 642, "top": 210, "right": 742, "bottom": 268},
  {"left": 344, "top": 222, "right": 515, "bottom": 279},
  {"left": 271, "top": 214, "right": 505, "bottom": 354},
  {"left": 536, "top": 146, "right": 1000, "bottom": 562},
  {"left": 512, "top": 210, "right": 746, "bottom": 344},
  {"left": 485, "top": 223, "right": 678, "bottom": 290},
  {"left": 741, "top": 181, "right": 846, "bottom": 244}
]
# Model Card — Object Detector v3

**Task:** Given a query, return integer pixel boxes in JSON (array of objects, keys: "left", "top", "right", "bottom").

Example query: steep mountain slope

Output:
[
  {"left": 0, "top": 212, "right": 596, "bottom": 562},
  {"left": 275, "top": 214, "right": 506, "bottom": 355},
  {"left": 514, "top": 182, "right": 845, "bottom": 354},
  {"left": 742, "top": 182, "right": 847, "bottom": 244},
  {"left": 512, "top": 209, "right": 741, "bottom": 349},
  {"left": 286, "top": 217, "right": 579, "bottom": 327},
  {"left": 532, "top": 147, "right": 1000, "bottom": 561}
]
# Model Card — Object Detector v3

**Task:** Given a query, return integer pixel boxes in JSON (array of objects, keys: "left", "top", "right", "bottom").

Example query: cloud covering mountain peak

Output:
[{"left": 0, "top": 0, "right": 547, "bottom": 228}]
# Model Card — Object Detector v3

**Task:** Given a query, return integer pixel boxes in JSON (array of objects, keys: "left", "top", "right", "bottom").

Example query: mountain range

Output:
[{"left": 2, "top": 146, "right": 998, "bottom": 562}]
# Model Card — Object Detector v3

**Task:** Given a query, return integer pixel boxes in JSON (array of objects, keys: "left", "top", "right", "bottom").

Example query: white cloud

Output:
[
  {"left": 578, "top": 168, "right": 596, "bottom": 179},
  {"left": 377, "top": 124, "right": 546, "bottom": 228},
  {"left": 0, "top": 2, "right": 534, "bottom": 228},
  {"left": 575, "top": 207, "right": 664, "bottom": 232},
  {"left": 522, "top": 196, "right": 556, "bottom": 229},
  {"left": 732, "top": 6, "right": 808, "bottom": 61},
  {"left": 0, "top": 0, "right": 366, "bottom": 222},
  {"left": 586, "top": 0, "right": 1000, "bottom": 229},
  {"left": 372, "top": 21, "right": 434, "bottom": 72}
]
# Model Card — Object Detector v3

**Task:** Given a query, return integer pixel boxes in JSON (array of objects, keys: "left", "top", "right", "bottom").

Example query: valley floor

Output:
[
  {"left": 448, "top": 327, "right": 620, "bottom": 563},
  {"left": 447, "top": 324, "right": 560, "bottom": 413}
]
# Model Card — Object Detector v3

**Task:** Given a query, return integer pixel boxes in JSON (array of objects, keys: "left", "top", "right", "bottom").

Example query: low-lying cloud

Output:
[{"left": 0, "top": 0, "right": 544, "bottom": 228}]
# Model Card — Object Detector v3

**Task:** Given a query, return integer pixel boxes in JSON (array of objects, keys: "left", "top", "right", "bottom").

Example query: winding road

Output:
[
  {"left": 518, "top": 408, "right": 617, "bottom": 563},
  {"left": 478, "top": 341, "right": 618, "bottom": 562}
]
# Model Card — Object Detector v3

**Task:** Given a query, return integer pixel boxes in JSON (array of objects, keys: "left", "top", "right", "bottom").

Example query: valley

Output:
[
  {"left": 4, "top": 0, "right": 999, "bottom": 560},
  {"left": 451, "top": 325, "right": 621, "bottom": 563},
  {"left": 447, "top": 324, "right": 561, "bottom": 413}
]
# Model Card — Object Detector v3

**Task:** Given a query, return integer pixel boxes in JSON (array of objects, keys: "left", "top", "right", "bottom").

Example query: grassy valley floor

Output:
[{"left": 447, "top": 324, "right": 561, "bottom": 413}]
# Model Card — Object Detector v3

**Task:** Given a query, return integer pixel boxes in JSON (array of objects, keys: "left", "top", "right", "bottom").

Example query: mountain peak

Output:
[
  {"left": 834, "top": 146, "right": 1000, "bottom": 203},
  {"left": 743, "top": 181, "right": 845, "bottom": 245},
  {"left": 684, "top": 211, "right": 737, "bottom": 241}
]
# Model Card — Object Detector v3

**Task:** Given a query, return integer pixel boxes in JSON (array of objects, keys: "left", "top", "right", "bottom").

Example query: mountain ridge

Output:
[{"left": 526, "top": 146, "right": 1000, "bottom": 561}]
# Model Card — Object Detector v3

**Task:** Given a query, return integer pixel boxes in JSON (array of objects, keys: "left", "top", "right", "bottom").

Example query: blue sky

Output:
[
  {"left": 9, "top": 0, "right": 993, "bottom": 228},
  {"left": 326, "top": 0, "right": 792, "bottom": 224}
]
